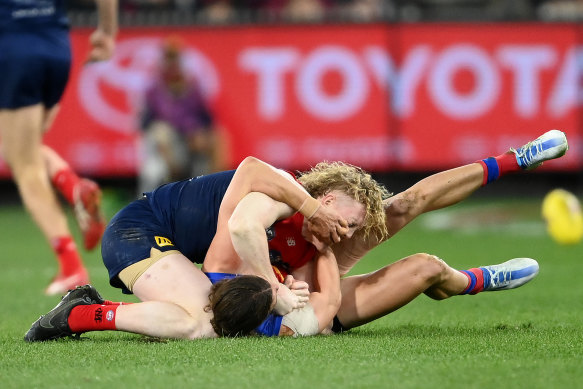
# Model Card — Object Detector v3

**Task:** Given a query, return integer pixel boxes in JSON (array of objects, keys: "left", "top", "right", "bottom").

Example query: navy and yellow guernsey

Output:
[
  {"left": 102, "top": 170, "right": 236, "bottom": 292},
  {"left": 0, "top": 0, "right": 69, "bottom": 31}
]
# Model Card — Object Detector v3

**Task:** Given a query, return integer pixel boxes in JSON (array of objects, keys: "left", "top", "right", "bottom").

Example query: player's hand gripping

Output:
[
  {"left": 273, "top": 275, "right": 310, "bottom": 315},
  {"left": 86, "top": 29, "right": 116, "bottom": 63},
  {"left": 307, "top": 204, "right": 349, "bottom": 247},
  {"left": 285, "top": 274, "right": 309, "bottom": 300}
]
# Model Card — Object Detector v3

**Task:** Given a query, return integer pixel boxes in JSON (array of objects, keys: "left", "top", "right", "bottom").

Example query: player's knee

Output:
[
  {"left": 410, "top": 253, "right": 448, "bottom": 283},
  {"left": 178, "top": 317, "right": 200, "bottom": 339},
  {"left": 179, "top": 315, "right": 215, "bottom": 340},
  {"left": 162, "top": 304, "right": 215, "bottom": 340},
  {"left": 413, "top": 253, "right": 455, "bottom": 301}
]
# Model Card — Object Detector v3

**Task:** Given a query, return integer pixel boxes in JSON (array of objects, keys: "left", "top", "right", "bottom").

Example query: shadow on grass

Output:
[
  {"left": 53, "top": 321, "right": 540, "bottom": 344},
  {"left": 336, "top": 321, "right": 537, "bottom": 339}
]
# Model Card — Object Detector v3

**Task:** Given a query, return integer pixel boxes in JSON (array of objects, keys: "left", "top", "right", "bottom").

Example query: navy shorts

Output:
[
  {"left": 0, "top": 27, "right": 71, "bottom": 109},
  {"left": 101, "top": 198, "right": 177, "bottom": 294},
  {"left": 331, "top": 316, "right": 348, "bottom": 333}
]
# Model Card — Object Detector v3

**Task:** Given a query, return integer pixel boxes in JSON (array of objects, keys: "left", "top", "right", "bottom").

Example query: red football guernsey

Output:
[{"left": 267, "top": 212, "right": 317, "bottom": 282}]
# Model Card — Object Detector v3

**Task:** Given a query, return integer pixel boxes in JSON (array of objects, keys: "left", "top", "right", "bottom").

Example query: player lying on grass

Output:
[
  {"left": 321, "top": 129, "right": 568, "bottom": 335},
  {"left": 24, "top": 129, "right": 569, "bottom": 340},
  {"left": 202, "top": 159, "right": 388, "bottom": 335},
  {"left": 25, "top": 152, "right": 388, "bottom": 339},
  {"left": 24, "top": 156, "right": 349, "bottom": 341},
  {"left": 203, "top": 129, "right": 569, "bottom": 336}
]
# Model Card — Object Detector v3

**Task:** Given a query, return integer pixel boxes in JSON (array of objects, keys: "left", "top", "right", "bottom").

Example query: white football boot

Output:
[
  {"left": 481, "top": 258, "right": 540, "bottom": 291},
  {"left": 510, "top": 129, "right": 568, "bottom": 170}
]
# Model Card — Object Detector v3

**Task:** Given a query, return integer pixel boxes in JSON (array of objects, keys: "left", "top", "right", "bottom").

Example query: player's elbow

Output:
[
  {"left": 236, "top": 156, "right": 278, "bottom": 194},
  {"left": 315, "top": 294, "right": 341, "bottom": 334},
  {"left": 387, "top": 189, "right": 426, "bottom": 222},
  {"left": 327, "top": 302, "right": 341, "bottom": 328},
  {"left": 321, "top": 284, "right": 342, "bottom": 318},
  {"left": 228, "top": 213, "right": 262, "bottom": 241},
  {"left": 237, "top": 156, "right": 262, "bottom": 174},
  {"left": 329, "top": 290, "right": 342, "bottom": 313}
]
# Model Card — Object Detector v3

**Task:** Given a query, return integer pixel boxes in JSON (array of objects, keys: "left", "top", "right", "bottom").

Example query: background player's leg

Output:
[
  {"left": 43, "top": 144, "right": 105, "bottom": 251},
  {"left": 0, "top": 105, "right": 88, "bottom": 294},
  {"left": 0, "top": 105, "right": 69, "bottom": 241}
]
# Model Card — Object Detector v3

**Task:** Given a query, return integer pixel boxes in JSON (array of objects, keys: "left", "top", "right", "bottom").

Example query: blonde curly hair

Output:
[{"left": 297, "top": 161, "right": 391, "bottom": 240}]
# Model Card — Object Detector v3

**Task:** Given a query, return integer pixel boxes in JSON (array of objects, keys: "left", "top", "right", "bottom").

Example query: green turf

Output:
[{"left": 1, "top": 196, "right": 581, "bottom": 389}]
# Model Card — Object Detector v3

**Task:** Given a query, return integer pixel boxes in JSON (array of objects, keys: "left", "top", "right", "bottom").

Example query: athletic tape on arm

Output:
[{"left": 281, "top": 303, "right": 319, "bottom": 336}]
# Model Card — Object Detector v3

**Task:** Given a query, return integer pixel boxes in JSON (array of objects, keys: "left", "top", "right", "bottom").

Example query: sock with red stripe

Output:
[
  {"left": 52, "top": 168, "right": 81, "bottom": 205},
  {"left": 103, "top": 300, "right": 131, "bottom": 306},
  {"left": 477, "top": 151, "right": 521, "bottom": 186},
  {"left": 68, "top": 304, "right": 119, "bottom": 333},
  {"left": 51, "top": 236, "right": 85, "bottom": 276},
  {"left": 459, "top": 267, "right": 491, "bottom": 295}
]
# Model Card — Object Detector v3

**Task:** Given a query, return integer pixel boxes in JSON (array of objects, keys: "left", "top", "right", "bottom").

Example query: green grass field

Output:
[{"left": 1, "top": 194, "right": 582, "bottom": 388}]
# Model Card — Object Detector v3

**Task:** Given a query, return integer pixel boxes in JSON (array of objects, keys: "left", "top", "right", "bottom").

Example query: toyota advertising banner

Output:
[{"left": 2, "top": 23, "right": 580, "bottom": 177}]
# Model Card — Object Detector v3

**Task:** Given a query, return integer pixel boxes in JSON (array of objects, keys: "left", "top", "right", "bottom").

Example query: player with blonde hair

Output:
[
  {"left": 298, "top": 161, "right": 390, "bottom": 241},
  {"left": 204, "top": 129, "right": 569, "bottom": 336},
  {"left": 25, "top": 157, "right": 348, "bottom": 341},
  {"left": 25, "top": 129, "right": 569, "bottom": 340}
]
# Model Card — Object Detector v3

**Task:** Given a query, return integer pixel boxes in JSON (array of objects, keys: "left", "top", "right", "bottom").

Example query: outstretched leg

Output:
[
  {"left": 25, "top": 253, "right": 218, "bottom": 341},
  {"left": 336, "top": 253, "right": 467, "bottom": 329},
  {"left": 335, "top": 130, "right": 569, "bottom": 275},
  {"left": 385, "top": 130, "right": 569, "bottom": 237},
  {"left": 335, "top": 254, "right": 539, "bottom": 331}
]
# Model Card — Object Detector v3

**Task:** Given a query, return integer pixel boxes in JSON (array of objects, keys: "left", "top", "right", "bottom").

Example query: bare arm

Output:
[
  {"left": 279, "top": 249, "right": 341, "bottom": 336},
  {"left": 204, "top": 191, "right": 306, "bottom": 315},
  {"left": 306, "top": 249, "right": 341, "bottom": 333},
  {"left": 225, "top": 157, "right": 348, "bottom": 245},
  {"left": 204, "top": 156, "right": 349, "bottom": 314},
  {"left": 87, "top": 0, "right": 118, "bottom": 62},
  {"left": 228, "top": 192, "right": 294, "bottom": 284}
]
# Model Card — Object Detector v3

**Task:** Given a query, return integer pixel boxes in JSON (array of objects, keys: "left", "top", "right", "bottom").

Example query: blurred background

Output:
[{"left": 1, "top": 0, "right": 582, "bottom": 204}]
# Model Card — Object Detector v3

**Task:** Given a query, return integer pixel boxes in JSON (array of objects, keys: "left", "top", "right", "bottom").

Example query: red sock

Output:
[
  {"left": 494, "top": 151, "right": 521, "bottom": 175},
  {"left": 51, "top": 236, "right": 85, "bottom": 276},
  {"left": 52, "top": 168, "right": 80, "bottom": 204},
  {"left": 477, "top": 151, "right": 521, "bottom": 186},
  {"left": 460, "top": 268, "right": 485, "bottom": 295},
  {"left": 68, "top": 304, "right": 119, "bottom": 333}
]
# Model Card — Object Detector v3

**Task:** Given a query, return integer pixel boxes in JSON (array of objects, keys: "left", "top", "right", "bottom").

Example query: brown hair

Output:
[
  {"left": 297, "top": 161, "right": 390, "bottom": 240},
  {"left": 207, "top": 275, "right": 273, "bottom": 337}
]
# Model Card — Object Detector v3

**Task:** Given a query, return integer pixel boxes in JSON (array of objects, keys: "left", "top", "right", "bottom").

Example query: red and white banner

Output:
[{"left": 1, "top": 23, "right": 580, "bottom": 177}]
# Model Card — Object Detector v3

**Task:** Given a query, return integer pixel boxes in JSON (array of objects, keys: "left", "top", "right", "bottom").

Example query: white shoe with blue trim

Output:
[
  {"left": 511, "top": 129, "right": 568, "bottom": 170},
  {"left": 481, "top": 258, "right": 539, "bottom": 291}
]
